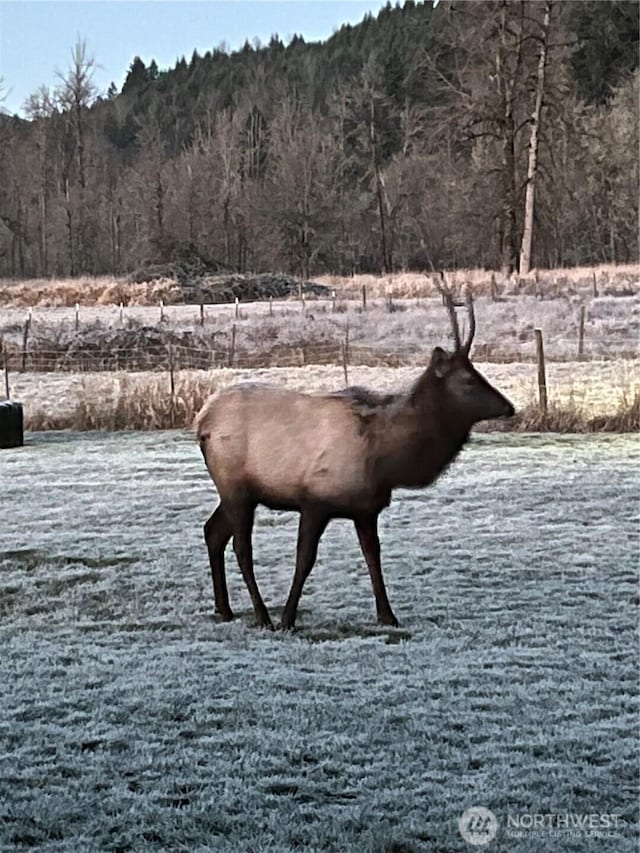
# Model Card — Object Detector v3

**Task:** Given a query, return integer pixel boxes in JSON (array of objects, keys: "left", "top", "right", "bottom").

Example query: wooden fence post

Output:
[
  {"left": 160, "top": 300, "right": 165, "bottom": 323},
  {"left": 200, "top": 302, "right": 204, "bottom": 327},
  {"left": 21, "top": 314, "right": 31, "bottom": 372},
  {"left": 341, "top": 322, "right": 350, "bottom": 386},
  {"left": 234, "top": 297, "right": 239, "bottom": 320},
  {"left": 75, "top": 302, "right": 80, "bottom": 331},
  {"left": 1, "top": 338, "right": 9, "bottom": 399},
  {"left": 578, "top": 305, "right": 586, "bottom": 358},
  {"left": 168, "top": 344, "right": 175, "bottom": 428},
  {"left": 534, "top": 328, "right": 547, "bottom": 416},
  {"left": 269, "top": 295, "right": 273, "bottom": 317},
  {"left": 341, "top": 342, "right": 349, "bottom": 387},
  {"left": 592, "top": 270, "right": 598, "bottom": 298},
  {"left": 362, "top": 284, "right": 367, "bottom": 311},
  {"left": 119, "top": 302, "right": 124, "bottom": 325},
  {"left": 490, "top": 272, "right": 498, "bottom": 301},
  {"left": 229, "top": 323, "right": 237, "bottom": 367},
  {"left": 331, "top": 290, "right": 336, "bottom": 313}
]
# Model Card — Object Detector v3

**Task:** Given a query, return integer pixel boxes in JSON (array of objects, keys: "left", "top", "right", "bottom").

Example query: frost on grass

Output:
[
  {"left": 1, "top": 292, "right": 638, "bottom": 364},
  {"left": 0, "top": 432, "right": 638, "bottom": 851}
]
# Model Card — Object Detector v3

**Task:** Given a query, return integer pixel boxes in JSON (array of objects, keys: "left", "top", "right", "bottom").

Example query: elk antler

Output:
[
  {"left": 462, "top": 284, "right": 475, "bottom": 355},
  {"left": 434, "top": 272, "right": 475, "bottom": 355},
  {"left": 434, "top": 272, "right": 462, "bottom": 351}
]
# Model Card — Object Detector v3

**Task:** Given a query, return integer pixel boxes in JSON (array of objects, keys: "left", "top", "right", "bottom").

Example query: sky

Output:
[{"left": 0, "top": 0, "right": 388, "bottom": 116}]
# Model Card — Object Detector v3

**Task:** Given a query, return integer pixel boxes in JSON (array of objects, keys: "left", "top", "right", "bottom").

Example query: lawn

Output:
[{"left": 0, "top": 431, "right": 637, "bottom": 851}]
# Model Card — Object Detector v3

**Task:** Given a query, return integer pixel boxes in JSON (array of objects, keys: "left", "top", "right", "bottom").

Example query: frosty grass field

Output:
[{"left": 0, "top": 430, "right": 637, "bottom": 851}]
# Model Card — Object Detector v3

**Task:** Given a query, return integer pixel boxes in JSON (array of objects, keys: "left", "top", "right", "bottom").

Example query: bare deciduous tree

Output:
[{"left": 519, "top": 1, "right": 553, "bottom": 275}]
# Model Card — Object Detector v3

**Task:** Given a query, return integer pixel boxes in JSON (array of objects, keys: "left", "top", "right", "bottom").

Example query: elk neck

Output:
[{"left": 371, "top": 370, "right": 472, "bottom": 491}]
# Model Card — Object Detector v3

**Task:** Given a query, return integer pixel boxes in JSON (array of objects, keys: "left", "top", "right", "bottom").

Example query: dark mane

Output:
[{"left": 329, "top": 386, "right": 404, "bottom": 411}]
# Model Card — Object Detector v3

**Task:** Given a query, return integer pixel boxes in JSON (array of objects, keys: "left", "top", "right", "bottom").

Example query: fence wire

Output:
[
  {"left": 0, "top": 336, "right": 638, "bottom": 375},
  {"left": 0, "top": 295, "right": 638, "bottom": 374}
]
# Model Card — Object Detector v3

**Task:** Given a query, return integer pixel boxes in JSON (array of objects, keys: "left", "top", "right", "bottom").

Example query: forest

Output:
[{"left": 0, "top": 0, "right": 638, "bottom": 280}]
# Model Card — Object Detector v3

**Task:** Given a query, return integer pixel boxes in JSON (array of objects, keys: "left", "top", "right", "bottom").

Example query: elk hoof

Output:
[
  {"left": 280, "top": 612, "right": 296, "bottom": 631},
  {"left": 378, "top": 612, "right": 399, "bottom": 628},
  {"left": 255, "top": 613, "right": 275, "bottom": 630},
  {"left": 214, "top": 609, "right": 235, "bottom": 623}
]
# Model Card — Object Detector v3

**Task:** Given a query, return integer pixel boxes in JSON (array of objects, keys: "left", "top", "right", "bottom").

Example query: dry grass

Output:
[
  {"left": 0, "top": 276, "right": 179, "bottom": 308},
  {"left": 22, "top": 370, "right": 639, "bottom": 433},
  {"left": 511, "top": 394, "right": 640, "bottom": 433},
  {"left": 1, "top": 264, "right": 637, "bottom": 307},
  {"left": 318, "top": 263, "right": 640, "bottom": 299}
]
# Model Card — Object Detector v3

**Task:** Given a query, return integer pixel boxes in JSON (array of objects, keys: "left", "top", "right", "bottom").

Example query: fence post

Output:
[
  {"left": 269, "top": 296, "right": 273, "bottom": 317},
  {"left": 332, "top": 290, "right": 336, "bottom": 313},
  {"left": 362, "top": 284, "right": 367, "bottom": 311},
  {"left": 341, "top": 342, "right": 349, "bottom": 387},
  {"left": 534, "top": 328, "right": 547, "bottom": 416},
  {"left": 168, "top": 344, "right": 175, "bottom": 428},
  {"left": 490, "top": 273, "right": 498, "bottom": 301},
  {"left": 200, "top": 302, "right": 204, "bottom": 327},
  {"left": 75, "top": 302, "right": 80, "bottom": 331},
  {"left": 160, "top": 300, "right": 165, "bottom": 323},
  {"left": 592, "top": 270, "right": 598, "bottom": 298},
  {"left": 341, "top": 322, "right": 350, "bottom": 386},
  {"left": 234, "top": 297, "right": 239, "bottom": 320},
  {"left": 119, "top": 302, "right": 124, "bottom": 325},
  {"left": 21, "top": 314, "right": 31, "bottom": 372},
  {"left": 1, "top": 338, "right": 9, "bottom": 399},
  {"left": 229, "top": 323, "right": 237, "bottom": 367},
  {"left": 578, "top": 305, "right": 586, "bottom": 359}
]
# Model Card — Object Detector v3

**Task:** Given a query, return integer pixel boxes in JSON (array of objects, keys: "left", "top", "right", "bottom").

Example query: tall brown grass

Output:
[
  {"left": 511, "top": 393, "right": 639, "bottom": 433},
  {"left": 23, "top": 375, "right": 639, "bottom": 434},
  {"left": 1, "top": 264, "right": 637, "bottom": 307},
  {"left": 0, "top": 276, "right": 178, "bottom": 308},
  {"left": 319, "top": 263, "right": 640, "bottom": 299}
]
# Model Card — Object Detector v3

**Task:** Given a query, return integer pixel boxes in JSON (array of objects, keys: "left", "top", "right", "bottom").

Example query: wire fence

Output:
[
  {"left": 1, "top": 336, "right": 639, "bottom": 373},
  {"left": 0, "top": 293, "right": 638, "bottom": 375}
]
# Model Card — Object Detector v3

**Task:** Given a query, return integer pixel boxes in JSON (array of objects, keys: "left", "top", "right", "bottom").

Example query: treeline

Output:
[{"left": 0, "top": 0, "right": 638, "bottom": 279}]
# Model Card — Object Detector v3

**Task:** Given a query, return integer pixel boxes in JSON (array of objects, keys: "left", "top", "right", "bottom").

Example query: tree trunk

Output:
[
  {"left": 64, "top": 178, "right": 75, "bottom": 276},
  {"left": 519, "top": 1, "right": 552, "bottom": 275},
  {"left": 370, "top": 97, "right": 390, "bottom": 273}
]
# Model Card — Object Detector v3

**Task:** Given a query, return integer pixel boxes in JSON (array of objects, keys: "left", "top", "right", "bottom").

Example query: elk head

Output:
[{"left": 425, "top": 273, "right": 515, "bottom": 424}]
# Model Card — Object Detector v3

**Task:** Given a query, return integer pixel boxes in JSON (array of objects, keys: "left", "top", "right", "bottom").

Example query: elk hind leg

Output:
[{"left": 204, "top": 503, "right": 234, "bottom": 622}]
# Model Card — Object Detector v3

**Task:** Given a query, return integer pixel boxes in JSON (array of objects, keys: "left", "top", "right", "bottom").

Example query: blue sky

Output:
[{"left": 0, "top": 0, "right": 387, "bottom": 116}]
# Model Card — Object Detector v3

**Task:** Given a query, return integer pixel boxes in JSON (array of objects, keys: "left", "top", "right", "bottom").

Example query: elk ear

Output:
[{"left": 430, "top": 346, "right": 451, "bottom": 379}]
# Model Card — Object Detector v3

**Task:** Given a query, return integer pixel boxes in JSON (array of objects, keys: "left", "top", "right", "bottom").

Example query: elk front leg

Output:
[
  {"left": 355, "top": 514, "right": 398, "bottom": 627},
  {"left": 204, "top": 503, "right": 234, "bottom": 622},
  {"left": 281, "top": 510, "right": 329, "bottom": 630},
  {"left": 231, "top": 503, "right": 273, "bottom": 629}
]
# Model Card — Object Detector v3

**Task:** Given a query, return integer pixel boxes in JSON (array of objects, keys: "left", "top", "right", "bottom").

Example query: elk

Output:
[{"left": 195, "top": 278, "right": 514, "bottom": 630}]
